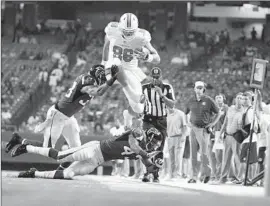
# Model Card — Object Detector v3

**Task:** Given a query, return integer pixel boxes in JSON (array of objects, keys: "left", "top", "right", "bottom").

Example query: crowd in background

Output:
[{"left": 2, "top": 12, "right": 270, "bottom": 138}]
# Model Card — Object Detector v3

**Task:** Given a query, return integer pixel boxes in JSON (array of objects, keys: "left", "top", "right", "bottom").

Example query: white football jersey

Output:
[{"left": 105, "top": 22, "right": 151, "bottom": 69}]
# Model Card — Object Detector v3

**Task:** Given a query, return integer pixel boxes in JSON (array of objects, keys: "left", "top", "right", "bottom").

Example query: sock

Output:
[
  {"left": 123, "top": 110, "right": 133, "bottom": 128},
  {"left": 26, "top": 145, "right": 58, "bottom": 159},
  {"left": 56, "top": 162, "right": 72, "bottom": 170},
  {"left": 54, "top": 170, "right": 65, "bottom": 179},
  {"left": 35, "top": 170, "right": 57, "bottom": 179},
  {"left": 22, "top": 139, "right": 43, "bottom": 147}
]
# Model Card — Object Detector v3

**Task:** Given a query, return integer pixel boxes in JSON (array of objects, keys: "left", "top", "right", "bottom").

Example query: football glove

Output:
[
  {"left": 134, "top": 48, "right": 148, "bottom": 60},
  {"left": 111, "top": 65, "right": 119, "bottom": 77}
]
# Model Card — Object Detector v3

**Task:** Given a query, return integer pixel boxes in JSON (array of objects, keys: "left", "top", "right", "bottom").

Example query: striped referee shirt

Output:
[{"left": 142, "top": 82, "right": 175, "bottom": 117}]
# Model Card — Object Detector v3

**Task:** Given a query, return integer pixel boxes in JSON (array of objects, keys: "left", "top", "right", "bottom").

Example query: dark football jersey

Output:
[
  {"left": 56, "top": 74, "right": 95, "bottom": 117},
  {"left": 100, "top": 130, "right": 142, "bottom": 161}
]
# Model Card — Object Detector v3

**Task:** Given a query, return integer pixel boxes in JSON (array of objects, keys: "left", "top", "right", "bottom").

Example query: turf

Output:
[{"left": 2, "top": 172, "right": 269, "bottom": 206}]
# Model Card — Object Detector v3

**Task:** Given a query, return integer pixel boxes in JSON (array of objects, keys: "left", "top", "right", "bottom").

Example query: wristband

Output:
[
  {"left": 146, "top": 54, "right": 154, "bottom": 62},
  {"left": 105, "top": 73, "right": 112, "bottom": 81}
]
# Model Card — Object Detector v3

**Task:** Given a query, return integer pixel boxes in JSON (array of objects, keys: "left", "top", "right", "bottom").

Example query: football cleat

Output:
[
  {"left": 18, "top": 168, "right": 37, "bottom": 178},
  {"left": 142, "top": 173, "right": 150, "bottom": 182},
  {"left": 187, "top": 179, "right": 197, "bottom": 183},
  {"left": 5, "top": 133, "right": 23, "bottom": 153},
  {"left": 11, "top": 144, "right": 27, "bottom": 157},
  {"left": 153, "top": 176, "right": 160, "bottom": 183},
  {"left": 203, "top": 176, "right": 210, "bottom": 184}
]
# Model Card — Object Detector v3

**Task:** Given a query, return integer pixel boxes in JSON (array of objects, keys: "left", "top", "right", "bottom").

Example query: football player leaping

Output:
[
  {"left": 102, "top": 13, "right": 160, "bottom": 128},
  {"left": 10, "top": 127, "right": 163, "bottom": 180},
  {"left": 5, "top": 64, "right": 119, "bottom": 169}
]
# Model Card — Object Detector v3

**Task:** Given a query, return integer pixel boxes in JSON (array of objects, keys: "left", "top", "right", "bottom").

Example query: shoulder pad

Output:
[
  {"left": 105, "top": 22, "right": 119, "bottom": 36},
  {"left": 138, "top": 29, "right": 151, "bottom": 43}
]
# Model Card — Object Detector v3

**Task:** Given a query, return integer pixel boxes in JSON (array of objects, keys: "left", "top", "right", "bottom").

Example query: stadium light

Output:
[
  {"left": 242, "top": 3, "right": 254, "bottom": 9},
  {"left": 19, "top": 3, "right": 24, "bottom": 10}
]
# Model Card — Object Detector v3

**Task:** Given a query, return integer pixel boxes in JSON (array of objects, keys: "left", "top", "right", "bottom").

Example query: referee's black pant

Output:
[{"left": 142, "top": 115, "right": 167, "bottom": 177}]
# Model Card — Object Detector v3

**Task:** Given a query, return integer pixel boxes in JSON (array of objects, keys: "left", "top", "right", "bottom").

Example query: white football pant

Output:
[{"left": 41, "top": 105, "right": 82, "bottom": 148}]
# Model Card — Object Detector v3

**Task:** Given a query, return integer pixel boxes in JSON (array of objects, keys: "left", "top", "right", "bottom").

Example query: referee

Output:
[{"left": 141, "top": 67, "right": 175, "bottom": 182}]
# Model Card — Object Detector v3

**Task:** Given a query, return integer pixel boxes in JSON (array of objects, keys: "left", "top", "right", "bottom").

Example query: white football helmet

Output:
[{"left": 118, "top": 13, "right": 138, "bottom": 41}]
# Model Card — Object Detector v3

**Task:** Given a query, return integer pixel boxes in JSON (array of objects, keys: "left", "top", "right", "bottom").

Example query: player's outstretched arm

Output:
[
  {"left": 102, "top": 36, "right": 110, "bottom": 64},
  {"left": 95, "top": 77, "right": 116, "bottom": 96},
  {"left": 101, "top": 36, "right": 114, "bottom": 80},
  {"left": 128, "top": 135, "right": 149, "bottom": 159}
]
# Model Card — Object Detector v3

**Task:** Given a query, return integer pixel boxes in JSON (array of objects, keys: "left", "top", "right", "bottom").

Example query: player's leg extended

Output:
[
  {"left": 60, "top": 142, "right": 104, "bottom": 178},
  {"left": 42, "top": 110, "right": 66, "bottom": 148},
  {"left": 19, "top": 159, "right": 99, "bottom": 180},
  {"left": 122, "top": 71, "right": 145, "bottom": 127},
  {"left": 34, "top": 159, "right": 101, "bottom": 179},
  {"left": 11, "top": 142, "right": 83, "bottom": 160},
  {"left": 6, "top": 106, "right": 61, "bottom": 152},
  {"left": 5, "top": 133, "right": 43, "bottom": 153},
  {"left": 57, "top": 117, "right": 82, "bottom": 170},
  {"left": 118, "top": 68, "right": 145, "bottom": 105},
  {"left": 62, "top": 117, "right": 82, "bottom": 148}
]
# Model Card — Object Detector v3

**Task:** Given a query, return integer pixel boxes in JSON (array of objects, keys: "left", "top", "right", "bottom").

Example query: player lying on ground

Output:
[
  {"left": 5, "top": 64, "right": 119, "bottom": 170},
  {"left": 102, "top": 13, "right": 160, "bottom": 128},
  {"left": 11, "top": 127, "right": 163, "bottom": 179}
]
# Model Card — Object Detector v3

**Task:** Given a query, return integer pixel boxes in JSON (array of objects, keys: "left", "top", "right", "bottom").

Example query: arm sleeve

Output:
[
  {"left": 165, "top": 84, "right": 175, "bottom": 100},
  {"left": 209, "top": 97, "right": 219, "bottom": 114},
  {"left": 185, "top": 99, "right": 191, "bottom": 115}
]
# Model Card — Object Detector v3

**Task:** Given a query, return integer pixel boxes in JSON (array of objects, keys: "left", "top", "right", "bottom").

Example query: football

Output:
[{"left": 135, "top": 46, "right": 150, "bottom": 54}]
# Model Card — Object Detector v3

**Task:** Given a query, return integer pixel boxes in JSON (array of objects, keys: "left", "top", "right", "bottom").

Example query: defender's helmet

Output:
[
  {"left": 88, "top": 64, "right": 106, "bottom": 86},
  {"left": 118, "top": 13, "right": 138, "bottom": 41},
  {"left": 145, "top": 127, "right": 163, "bottom": 151}
]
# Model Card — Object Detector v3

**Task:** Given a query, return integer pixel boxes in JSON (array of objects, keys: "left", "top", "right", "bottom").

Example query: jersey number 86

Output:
[{"left": 113, "top": 45, "right": 133, "bottom": 62}]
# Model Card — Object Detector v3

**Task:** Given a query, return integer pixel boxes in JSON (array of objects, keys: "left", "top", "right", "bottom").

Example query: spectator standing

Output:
[
  {"left": 251, "top": 27, "right": 257, "bottom": 40},
  {"left": 185, "top": 81, "right": 220, "bottom": 183},
  {"left": 256, "top": 91, "right": 270, "bottom": 186},
  {"left": 237, "top": 91, "right": 260, "bottom": 184},
  {"left": 165, "top": 107, "right": 188, "bottom": 179},
  {"left": 208, "top": 94, "right": 229, "bottom": 182},
  {"left": 12, "top": 19, "right": 24, "bottom": 43},
  {"left": 218, "top": 92, "right": 244, "bottom": 184}
]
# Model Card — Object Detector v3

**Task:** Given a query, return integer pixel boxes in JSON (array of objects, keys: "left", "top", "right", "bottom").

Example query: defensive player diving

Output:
[{"left": 10, "top": 127, "right": 164, "bottom": 180}]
